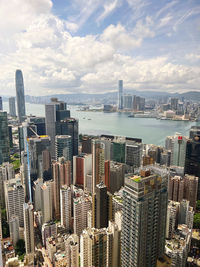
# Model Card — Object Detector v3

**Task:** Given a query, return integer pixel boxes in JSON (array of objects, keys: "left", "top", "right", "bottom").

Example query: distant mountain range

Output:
[{"left": 2, "top": 90, "right": 200, "bottom": 104}]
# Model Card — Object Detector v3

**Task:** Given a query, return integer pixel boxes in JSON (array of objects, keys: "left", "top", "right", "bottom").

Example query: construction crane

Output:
[{"left": 25, "top": 126, "right": 41, "bottom": 204}]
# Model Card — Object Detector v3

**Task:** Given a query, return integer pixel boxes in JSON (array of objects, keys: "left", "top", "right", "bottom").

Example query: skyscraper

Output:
[
  {"left": 60, "top": 185, "right": 71, "bottom": 231},
  {"left": 9, "top": 97, "right": 16, "bottom": 117},
  {"left": 9, "top": 216, "right": 20, "bottom": 246},
  {"left": 56, "top": 118, "right": 79, "bottom": 157},
  {"left": 27, "top": 136, "right": 51, "bottom": 180},
  {"left": 0, "top": 111, "right": 10, "bottom": 164},
  {"left": 126, "top": 141, "right": 143, "bottom": 168},
  {"left": 73, "top": 153, "right": 92, "bottom": 188},
  {"left": 23, "top": 203, "right": 35, "bottom": 254},
  {"left": 92, "top": 182, "right": 112, "bottom": 229},
  {"left": 118, "top": 80, "right": 123, "bottom": 110},
  {"left": 92, "top": 140, "right": 105, "bottom": 193},
  {"left": 55, "top": 135, "right": 72, "bottom": 162},
  {"left": 0, "top": 162, "right": 15, "bottom": 208},
  {"left": 15, "top": 69, "right": 26, "bottom": 122},
  {"left": 0, "top": 96, "right": 3, "bottom": 110},
  {"left": 45, "top": 98, "right": 70, "bottom": 158},
  {"left": 73, "top": 195, "right": 92, "bottom": 235},
  {"left": 111, "top": 137, "right": 126, "bottom": 163},
  {"left": 53, "top": 158, "right": 71, "bottom": 219},
  {"left": 41, "top": 182, "right": 53, "bottom": 224},
  {"left": 121, "top": 171, "right": 168, "bottom": 267},
  {"left": 4, "top": 178, "right": 25, "bottom": 227},
  {"left": 185, "top": 126, "right": 200, "bottom": 199}
]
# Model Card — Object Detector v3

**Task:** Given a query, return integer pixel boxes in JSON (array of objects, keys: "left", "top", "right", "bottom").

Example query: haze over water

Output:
[{"left": 3, "top": 102, "right": 200, "bottom": 146}]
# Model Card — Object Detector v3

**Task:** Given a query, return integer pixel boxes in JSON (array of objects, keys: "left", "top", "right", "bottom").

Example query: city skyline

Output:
[{"left": 0, "top": 0, "right": 200, "bottom": 96}]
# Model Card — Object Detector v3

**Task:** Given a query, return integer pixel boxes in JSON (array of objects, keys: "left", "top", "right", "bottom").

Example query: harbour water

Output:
[{"left": 3, "top": 102, "right": 199, "bottom": 146}]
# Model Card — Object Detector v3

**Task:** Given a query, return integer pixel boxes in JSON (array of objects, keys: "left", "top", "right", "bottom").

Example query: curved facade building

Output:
[{"left": 15, "top": 69, "right": 26, "bottom": 122}]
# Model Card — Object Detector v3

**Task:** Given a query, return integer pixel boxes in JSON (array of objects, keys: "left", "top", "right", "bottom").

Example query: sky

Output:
[{"left": 0, "top": 0, "right": 200, "bottom": 96}]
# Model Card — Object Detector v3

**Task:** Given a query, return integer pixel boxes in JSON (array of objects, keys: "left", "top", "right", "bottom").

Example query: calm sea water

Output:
[{"left": 3, "top": 102, "right": 199, "bottom": 146}]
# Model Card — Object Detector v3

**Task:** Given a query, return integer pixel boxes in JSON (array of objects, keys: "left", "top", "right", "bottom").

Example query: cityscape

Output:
[
  {"left": 1, "top": 0, "right": 200, "bottom": 267},
  {"left": 0, "top": 70, "right": 200, "bottom": 267}
]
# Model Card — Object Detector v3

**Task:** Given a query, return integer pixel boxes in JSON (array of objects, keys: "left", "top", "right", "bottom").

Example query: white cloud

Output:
[
  {"left": 158, "top": 15, "right": 173, "bottom": 28},
  {"left": 0, "top": 0, "right": 52, "bottom": 36},
  {"left": 185, "top": 53, "right": 200, "bottom": 62},
  {"left": 101, "top": 24, "right": 142, "bottom": 50},
  {"left": 0, "top": 0, "right": 199, "bottom": 96},
  {"left": 96, "top": 0, "right": 120, "bottom": 23}
]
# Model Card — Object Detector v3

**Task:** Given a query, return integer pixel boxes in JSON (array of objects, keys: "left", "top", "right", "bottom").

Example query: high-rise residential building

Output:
[
  {"left": 45, "top": 98, "right": 70, "bottom": 158},
  {"left": 60, "top": 185, "right": 71, "bottom": 231},
  {"left": 110, "top": 161, "right": 125, "bottom": 194},
  {"left": 184, "top": 174, "right": 198, "bottom": 210},
  {"left": 23, "top": 203, "right": 34, "bottom": 254},
  {"left": 28, "top": 136, "right": 51, "bottom": 180},
  {"left": 0, "top": 111, "right": 10, "bottom": 164},
  {"left": 126, "top": 141, "right": 143, "bottom": 168},
  {"left": 80, "top": 228, "right": 108, "bottom": 267},
  {"left": 104, "top": 160, "right": 110, "bottom": 189},
  {"left": 41, "top": 182, "right": 53, "bottom": 224},
  {"left": 33, "top": 178, "right": 43, "bottom": 211},
  {"left": 166, "top": 201, "right": 179, "bottom": 239},
  {"left": 73, "top": 153, "right": 92, "bottom": 188},
  {"left": 168, "top": 175, "right": 198, "bottom": 210},
  {"left": 15, "top": 69, "right": 26, "bottom": 122},
  {"left": 165, "top": 225, "right": 191, "bottom": 267},
  {"left": 168, "top": 176, "right": 185, "bottom": 203},
  {"left": 42, "top": 221, "right": 57, "bottom": 247},
  {"left": 0, "top": 96, "right": 2, "bottom": 110},
  {"left": 53, "top": 158, "right": 71, "bottom": 219},
  {"left": 73, "top": 195, "right": 92, "bottom": 235},
  {"left": 42, "top": 150, "right": 51, "bottom": 180},
  {"left": 121, "top": 171, "right": 168, "bottom": 267},
  {"left": 111, "top": 137, "right": 126, "bottom": 163},
  {"left": 118, "top": 80, "right": 123, "bottom": 110},
  {"left": 185, "top": 126, "right": 200, "bottom": 199},
  {"left": 65, "top": 234, "right": 79, "bottom": 267},
  {"left": 0, "top": 162, "right": 15, "bottom": 208},
  {"left": 81, "top": 136, "right": 92, "bottom": 154},
  {"left": 9, "top": 97, "right": 16, "bottom": 117},
  {"left": 92, "top": 182, "right": 112, "bottom": 229},
  {"left": 92, "top": 140, "right": 105, "bottom": 193},
  {"left": 55, "top": 135, "right": 72, "bottom": 162},
  {"left": 179, "top": 199, "right": 194, "bottom": 229},
  {"left": 80, "top": 225, "right": 120, "bottom": 267},
  {"left": 99, "top": 137, "right": 112, "bottom": 161},
  {"left": 4, "top": 178, "right": 25, "bottom": 227},
  {"left": 9, "top": 216, "right": 20, "bottom": 246}
]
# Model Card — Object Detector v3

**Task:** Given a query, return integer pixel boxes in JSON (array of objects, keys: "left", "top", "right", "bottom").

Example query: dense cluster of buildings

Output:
[
  {"left": 0, "top": 71, "right": 200, "bottom": 266},
  {"left": 102, "top": 80, "right": 200, "bottom": 122}
]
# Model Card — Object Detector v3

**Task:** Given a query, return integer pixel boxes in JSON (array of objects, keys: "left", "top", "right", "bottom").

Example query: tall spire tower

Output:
[
  {"left": 118, "top": 80, "right": 123, "bottom": 110},
  {"left": 15, "top": 69, "right": 26, "bottom": 122}
]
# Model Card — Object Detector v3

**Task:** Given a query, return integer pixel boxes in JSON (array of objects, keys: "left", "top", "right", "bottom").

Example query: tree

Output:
[
  {"left": 196, "top": 200, "right": 200, "bottom": 212},
  {"left": 1, "top": 209, "right": 10, "bottom": 238},
  {"left": 193, "top": 213, "right": 200, "bottom": 229},
  {"left": 15, "top": 239, "right": 25, "bottom": 260}
]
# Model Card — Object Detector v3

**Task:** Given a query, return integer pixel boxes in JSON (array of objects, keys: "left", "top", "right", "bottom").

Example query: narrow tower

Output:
[
  {"left": 118, "top": 80, "right": 123, "bottom": 110},
  {"left": 15, "top": 70, "right": 26, "bottom": 122}
]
